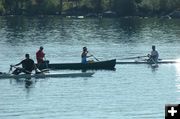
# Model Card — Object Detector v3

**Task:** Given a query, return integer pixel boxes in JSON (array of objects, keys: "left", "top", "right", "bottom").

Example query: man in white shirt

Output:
[{"left": 148, "top": 45, "right": 159, "bottom": 62}]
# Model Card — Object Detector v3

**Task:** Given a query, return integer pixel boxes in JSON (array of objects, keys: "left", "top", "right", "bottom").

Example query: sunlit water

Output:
[{"left": 0, "top": 16, "right": 180, "bottom": 119}]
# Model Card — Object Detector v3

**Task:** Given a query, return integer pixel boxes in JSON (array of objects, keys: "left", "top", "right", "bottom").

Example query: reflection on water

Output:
[
  {"left": 24, "top": 78, "right": 33, "bottom": 88},
  {"left": 1, "top": 17, "right": 180, "bottom": 45}
]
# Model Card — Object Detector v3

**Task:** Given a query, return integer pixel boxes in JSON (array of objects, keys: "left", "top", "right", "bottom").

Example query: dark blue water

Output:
[{"left": 0, "top": 16, "right": 180, "bottom": 119}]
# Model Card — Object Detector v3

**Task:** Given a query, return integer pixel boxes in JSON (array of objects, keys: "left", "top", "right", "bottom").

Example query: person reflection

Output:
[{"left": 25, "top": 78, "right": 33, "bottom": 88}]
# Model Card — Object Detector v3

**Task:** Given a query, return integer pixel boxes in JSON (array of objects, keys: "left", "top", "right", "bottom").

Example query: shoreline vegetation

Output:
[{"left": 0, "top": 0, "right": 180, "bottom": 19}]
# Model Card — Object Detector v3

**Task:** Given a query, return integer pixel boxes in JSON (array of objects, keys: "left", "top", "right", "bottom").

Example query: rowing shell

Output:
[
  {"left": 0, "top": 72, "right": 94, "bottom": 79},
  {"left": 116, "top": 60, "right": 177, "bottom": 64}
]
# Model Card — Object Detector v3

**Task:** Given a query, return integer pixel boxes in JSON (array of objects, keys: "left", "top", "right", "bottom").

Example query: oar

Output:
[
  {"left": 88, "top": 51, "right": 100, "bottom": 62},
  {"left": 8, "top": 65, "right": 13, "bottom": 73},
  {"left": 40, "top": 69, "right": 49, "bottom": 73},
  {"left": 91, "top": 55, "right": 100, "bottom": 61},
  {"left": 10, "top": 65, "right": 47, "bottom": 74},
  {"left": 118, "top": 55, "right": 148, "bottom": 60},
  {"left": 11, "top": 65, "right": 32, "bottom": 74}
]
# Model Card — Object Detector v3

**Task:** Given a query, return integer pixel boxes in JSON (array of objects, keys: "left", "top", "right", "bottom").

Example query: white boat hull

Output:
[
  {"left": 0, "top": 72, "right": 94, "bottom": 79},
  {"left": 116, "top": 60, "right": 177, "bottom": 64}
]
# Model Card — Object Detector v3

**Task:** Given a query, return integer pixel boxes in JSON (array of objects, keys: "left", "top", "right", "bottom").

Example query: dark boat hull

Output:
[{"left": 38, "top": 59, "right": 116, "bottom": 70}]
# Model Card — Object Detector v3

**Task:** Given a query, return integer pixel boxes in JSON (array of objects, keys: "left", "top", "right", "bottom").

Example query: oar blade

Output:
[{"left": 118, "top": 55, "right": 148, "bottom": 60}]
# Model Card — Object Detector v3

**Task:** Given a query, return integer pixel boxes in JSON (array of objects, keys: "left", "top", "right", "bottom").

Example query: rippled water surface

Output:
[{"left": 0, "top": 16, "right": 180, "bottom": 119}]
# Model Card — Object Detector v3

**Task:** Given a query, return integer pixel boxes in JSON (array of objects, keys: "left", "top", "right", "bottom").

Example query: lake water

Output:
[{"left": 0, "top": 16, "right": 180, "bottom": 119}]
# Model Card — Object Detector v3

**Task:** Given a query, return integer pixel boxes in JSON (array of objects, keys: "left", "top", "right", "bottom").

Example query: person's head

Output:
[
  {"left": 25, "top": 54, "right": 30, "bottom": 59},
  {"left": 40, "top": 46, "right": 43, "bottom": 51},
  {"left": 83, "top": 47, "right": 87, "bottom": 52},
  {"left": 152, "top": 45, "right": 156, "bottom": 51}
]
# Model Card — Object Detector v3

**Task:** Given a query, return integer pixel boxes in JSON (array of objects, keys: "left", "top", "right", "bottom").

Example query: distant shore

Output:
[{"left": 0, "top": 11, "right": 179, "bottom": 19}]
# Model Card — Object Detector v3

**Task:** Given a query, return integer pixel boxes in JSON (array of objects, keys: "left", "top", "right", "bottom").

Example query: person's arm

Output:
[
  {"left": 13, "top": 61, "right": 22, "bottom": 66},
  {"left": 148, "top": 51, "right": 154, "bottom": 58},
  {"left": 10, "top": 61, "right": 22, "bottom": 68},
  {"left": 33, "top": 62, "right": 41, "bottom": 73},
  {"left": 87, "top": 55, "right": 93, "bottom": 58},
  {"left": 86, "top": 51, "right": 93, "bottom": 58},
  {"left": 81, "top": 52, "right": 87, "bottom": 58}
]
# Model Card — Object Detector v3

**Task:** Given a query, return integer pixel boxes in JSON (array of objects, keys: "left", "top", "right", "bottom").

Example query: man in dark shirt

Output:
[{"left": 11, "top": 54, "right": 37, "bottom": 75}]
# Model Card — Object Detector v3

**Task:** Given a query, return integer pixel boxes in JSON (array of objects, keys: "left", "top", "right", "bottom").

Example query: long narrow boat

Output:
[
  {"left": 38, "top": 59, "right": 116, "bottom": 70},
  {"left": 116, "top": 60, "right": 177, "bottom": 64},
  {"left": 0, "top": 72, "right": 94, "bottom": 79}
]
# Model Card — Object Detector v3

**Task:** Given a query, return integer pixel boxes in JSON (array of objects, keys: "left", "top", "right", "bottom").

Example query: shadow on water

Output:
[
  {"left": 3, "top": 16, "right": 29, "bottom": 44},
  {"left": 92, "top": 18, "right": 143, "bottom": 44},
  {"left": 118, "top": 18, "right": 141, "bottom": 36},
  {"left": 2, "top": 16, "right": 180, "bottom": 49},
  {"left": 147, "top": 64, "right": 159, "bottom": 72},
  {"left": 2, "top": 16, "right": 66, "bottom": 45}
]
